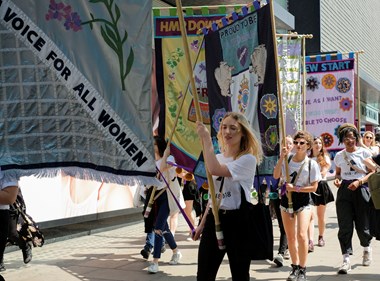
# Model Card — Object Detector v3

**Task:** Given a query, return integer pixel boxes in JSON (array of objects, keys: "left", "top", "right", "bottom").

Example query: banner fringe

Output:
[{"left": 1, "top": 168, "right": 161, "bottom": 187}]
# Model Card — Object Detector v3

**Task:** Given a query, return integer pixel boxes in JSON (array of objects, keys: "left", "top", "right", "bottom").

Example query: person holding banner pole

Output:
[
  {"left": 195, "top": 112, "right": 263, "bottom": 281},
  {"left": 273, "top": 130, "right": 321, "bottom": 281},
  {"left": 272, "top": 135, "right": 294, "bottom": 267},
  {"left": 145, "top": 136, "right": 182, "bottom": 274}
]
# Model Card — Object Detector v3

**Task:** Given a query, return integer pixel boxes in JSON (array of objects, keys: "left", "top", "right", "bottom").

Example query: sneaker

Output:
[
  {"left": 287, "top": 264, "right": 299, "bottom": 281},
  {"left": 147, "top": 262, "right": 159, "bottom": 273},
  {"left": 169, "top": 251, "right": 182, "bottom": 265},
  {"left": 284, "top": 249, "right": 290, "bottom": 260},
  {"left": 338, "top": 261, "right": 351, "bottom": 274},
  {"left": 0, "top": 262, "right": 5, "bottom": 272},
  {"left": 140, "top": 248, "right": 151, "bottom": 259},
  {"left": 317, "top": 236, "right": 325, "bottom": 247},
  {"left": 22, "top": 244, "right": 33, "bottom": 264},
  {"left": 308, "top": 240, "right": 314, "bottom": 253},
  {"left": 161, "top": 245, "right": 166, "bottom": 253},
  {"left": 273, "top": 253, "right": 284, "bottom": 267},
  {"left": 297, "top": 267, "right": 307, "bottom": 281},
  {"left": 362, "top": 250, "right": 372, "bottom": 266}
]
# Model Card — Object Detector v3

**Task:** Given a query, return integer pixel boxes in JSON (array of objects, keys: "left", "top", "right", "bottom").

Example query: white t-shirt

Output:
[
  {"left": 155, "top": 155, "right": 176, "bottom": 191},
  {"left": 334, "top": 147, "right": 371, "bottom": 180},
  {"left": 282, "top": 157, "right": 321, "bottom": 187},
  {"left": 212, "top": 153, "right": 257, "bottom": 210},
  {"left": 0, "top": 172, "right": 18, "bottom": 210}
]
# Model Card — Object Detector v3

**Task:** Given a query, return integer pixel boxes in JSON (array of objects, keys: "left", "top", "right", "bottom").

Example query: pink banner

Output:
[{"left": 305, "top": 58, "right": 355, "bottom": 150}]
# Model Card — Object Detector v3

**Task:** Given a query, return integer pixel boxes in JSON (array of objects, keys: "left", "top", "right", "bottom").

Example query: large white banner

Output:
[{"left": 0, "top": 0, "right": 157, "bottom": 186}]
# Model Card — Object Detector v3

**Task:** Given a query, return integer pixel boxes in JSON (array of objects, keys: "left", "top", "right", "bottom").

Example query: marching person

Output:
[
  {"left": 272, "top": 135, "right": 294, "bottom": 267},
  {"left": 309, "top": 136, "right": 334, "bottom": 248},
  {"left": 0, "top": 170, "right": 19, "bottom": 271},
  {"left": 194, "top": 112, "right": 263, "bottom": 281},
  {"left": 7, "top": 188, "right": 33, "bottom": 264},
  {"left": 273, "top": 130, "right": 321, "bottom": 281},
  {"left": 362, "top": 131, "right": 379, "bottom": 156},
  {"left": 145, "top": 135, "right": 182, "bottom": 274},
  {"left": 333, "top": 123, "right": 374, "bottom": 274}
]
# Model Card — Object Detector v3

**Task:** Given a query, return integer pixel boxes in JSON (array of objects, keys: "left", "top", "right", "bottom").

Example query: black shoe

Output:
[
  {"left": 297, "top": 267, "right": 307, "bottom": 281},
  {"left": 0, "top": 262, "right": 5, "bottom": 272},
  {"left": 140, "top": 248, "right": 151, "bottom": 259},
  {"left": 287, "top": 264, "right": 299, "bottom": 281},
  {"left": 22, "top": 245, "right": 33, "bottom": 264}
]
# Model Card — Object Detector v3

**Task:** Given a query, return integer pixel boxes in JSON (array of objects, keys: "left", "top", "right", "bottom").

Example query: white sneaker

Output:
[
  {"left": 147, "top": 262, "right": 159, "bottom": 273},
  {"left": 169, "top": 251, "right": 182, "bottom": 265},
  {"left": 273, "top": 254, "right": 284, "bottom": 267},
  {"left": 338, "top": 261, "right": 351, "bottom": 274}
]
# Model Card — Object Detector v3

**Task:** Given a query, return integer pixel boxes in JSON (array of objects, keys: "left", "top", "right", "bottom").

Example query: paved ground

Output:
[{"left": 2, "top": 183, "right": 380, "bottom": 281}]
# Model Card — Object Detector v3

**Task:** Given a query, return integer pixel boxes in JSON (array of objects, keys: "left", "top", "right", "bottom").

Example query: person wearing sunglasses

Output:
[
  {"left": 273, "top": 130, "right": 321, "bottom": 281},
  {"left": 333, "top": 123, "right": 375, "bottom": 274},
  {"left": 362, "top": 131, "right": 379, "bottom": 156},
  {"left": 309, "top": 136, "right": 334, "bottom": 249}
]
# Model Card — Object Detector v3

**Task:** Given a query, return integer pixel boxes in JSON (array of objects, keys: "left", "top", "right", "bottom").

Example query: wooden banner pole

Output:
[
  {"left": 302, "top": 36, "right": 307, "bottom": 131},
  {"left": 175, "top": 0, "right": 225, "bottom": 249},
  {"left": 269, "top": 0, "right": 293, "bottom": 217}
]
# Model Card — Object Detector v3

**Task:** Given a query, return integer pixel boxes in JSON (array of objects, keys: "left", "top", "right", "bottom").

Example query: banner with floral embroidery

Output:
[
  {"left": 305, "top": 56, "right": 355, "bottom": 150},
  {"left": 154, "top": 13, "right": 223, "bottom": 183},
  {"left": 0, "top": 0, "right": 158, "bottom": 186},
  {"left": 204, "top": 3, "right": 279, "bottom": 181}
]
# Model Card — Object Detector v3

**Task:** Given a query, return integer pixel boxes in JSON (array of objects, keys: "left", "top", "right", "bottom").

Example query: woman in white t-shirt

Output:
[
  {"left": 145, "top": 136, "right": 183, "bottom": 274},
  {"left": 0, "top": 171, "right": 19, "bottom": 271},
  {"left": 195, "top": 112, "right": 263, "bottom": 281},
  {"left": 273, "top": 130, "right": 321, "bottom": 281},
  {"left": 362, "top": 131, "right": 380, "bottom": 156},
  {"left": 333, "top": 123, "right": 374, "bottom": 274},
  {"left": 309, "top": 136, "right": 334, "bottom": 248}
]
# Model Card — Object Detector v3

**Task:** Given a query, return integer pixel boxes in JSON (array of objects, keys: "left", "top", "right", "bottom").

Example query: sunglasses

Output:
[
  {"left": 365, "top": 136, "right": 373, "bottom": 139},
  {"left": 293, "top": 141, "right": 306, "bottom": 146}
]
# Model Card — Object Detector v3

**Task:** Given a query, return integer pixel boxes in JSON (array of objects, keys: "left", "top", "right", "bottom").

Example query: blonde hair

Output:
[
  {"left": 217, "top": 112, "right": 263, "bottom": 164},
  {"left": 363, "top": 131, "right": 376, "bottom": 146}
]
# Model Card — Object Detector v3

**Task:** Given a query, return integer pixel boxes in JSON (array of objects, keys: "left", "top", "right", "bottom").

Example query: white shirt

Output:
[
  {"left": 334, "top": 147, "right": 371, "bottom": 180},
  {"left": 0, "top": 171, "right": 18, "bottom": 210},
  {"left": 282, "top": 157, "right": 321, "bottom": 186},
  {"left": 212, "top": 153, "right": 257, "bottom": 210}
]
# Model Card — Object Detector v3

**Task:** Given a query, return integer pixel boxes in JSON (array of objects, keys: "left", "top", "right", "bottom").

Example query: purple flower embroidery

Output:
[
  {"left": 46, "top": 0, "right": 81, "bottom": 32},
  {"left": 212, "top": 108, "right": 227, "bottom": 132},
  {"left": 64, "top": 12, "right": 82, "bottom": 31}
]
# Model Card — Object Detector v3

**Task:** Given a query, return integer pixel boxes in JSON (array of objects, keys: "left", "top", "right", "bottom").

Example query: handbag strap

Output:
[{"left": 343, "top": 151, "right": 367, "bottom": 174}]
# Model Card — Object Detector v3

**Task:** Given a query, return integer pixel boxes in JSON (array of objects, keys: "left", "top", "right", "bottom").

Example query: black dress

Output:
[{"left": 311, "top": 180, "right": 334, "bottom": 205}]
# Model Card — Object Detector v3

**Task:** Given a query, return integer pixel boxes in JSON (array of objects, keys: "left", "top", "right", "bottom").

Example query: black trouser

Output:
[
  {"left": 197, "top": 209, "right": 251, "bottom": 281},
  {"left": 336, "top": 180, "right": 372, "bottom": 255},
  {"left": 8, "top": 211, "right": 28, "bottom": 250},
  {"left": 271, "top": 197, "right": 288, "bottom": 254},
  {"left": 0, "top": 210, "right": 10, "bottom": 263}
]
